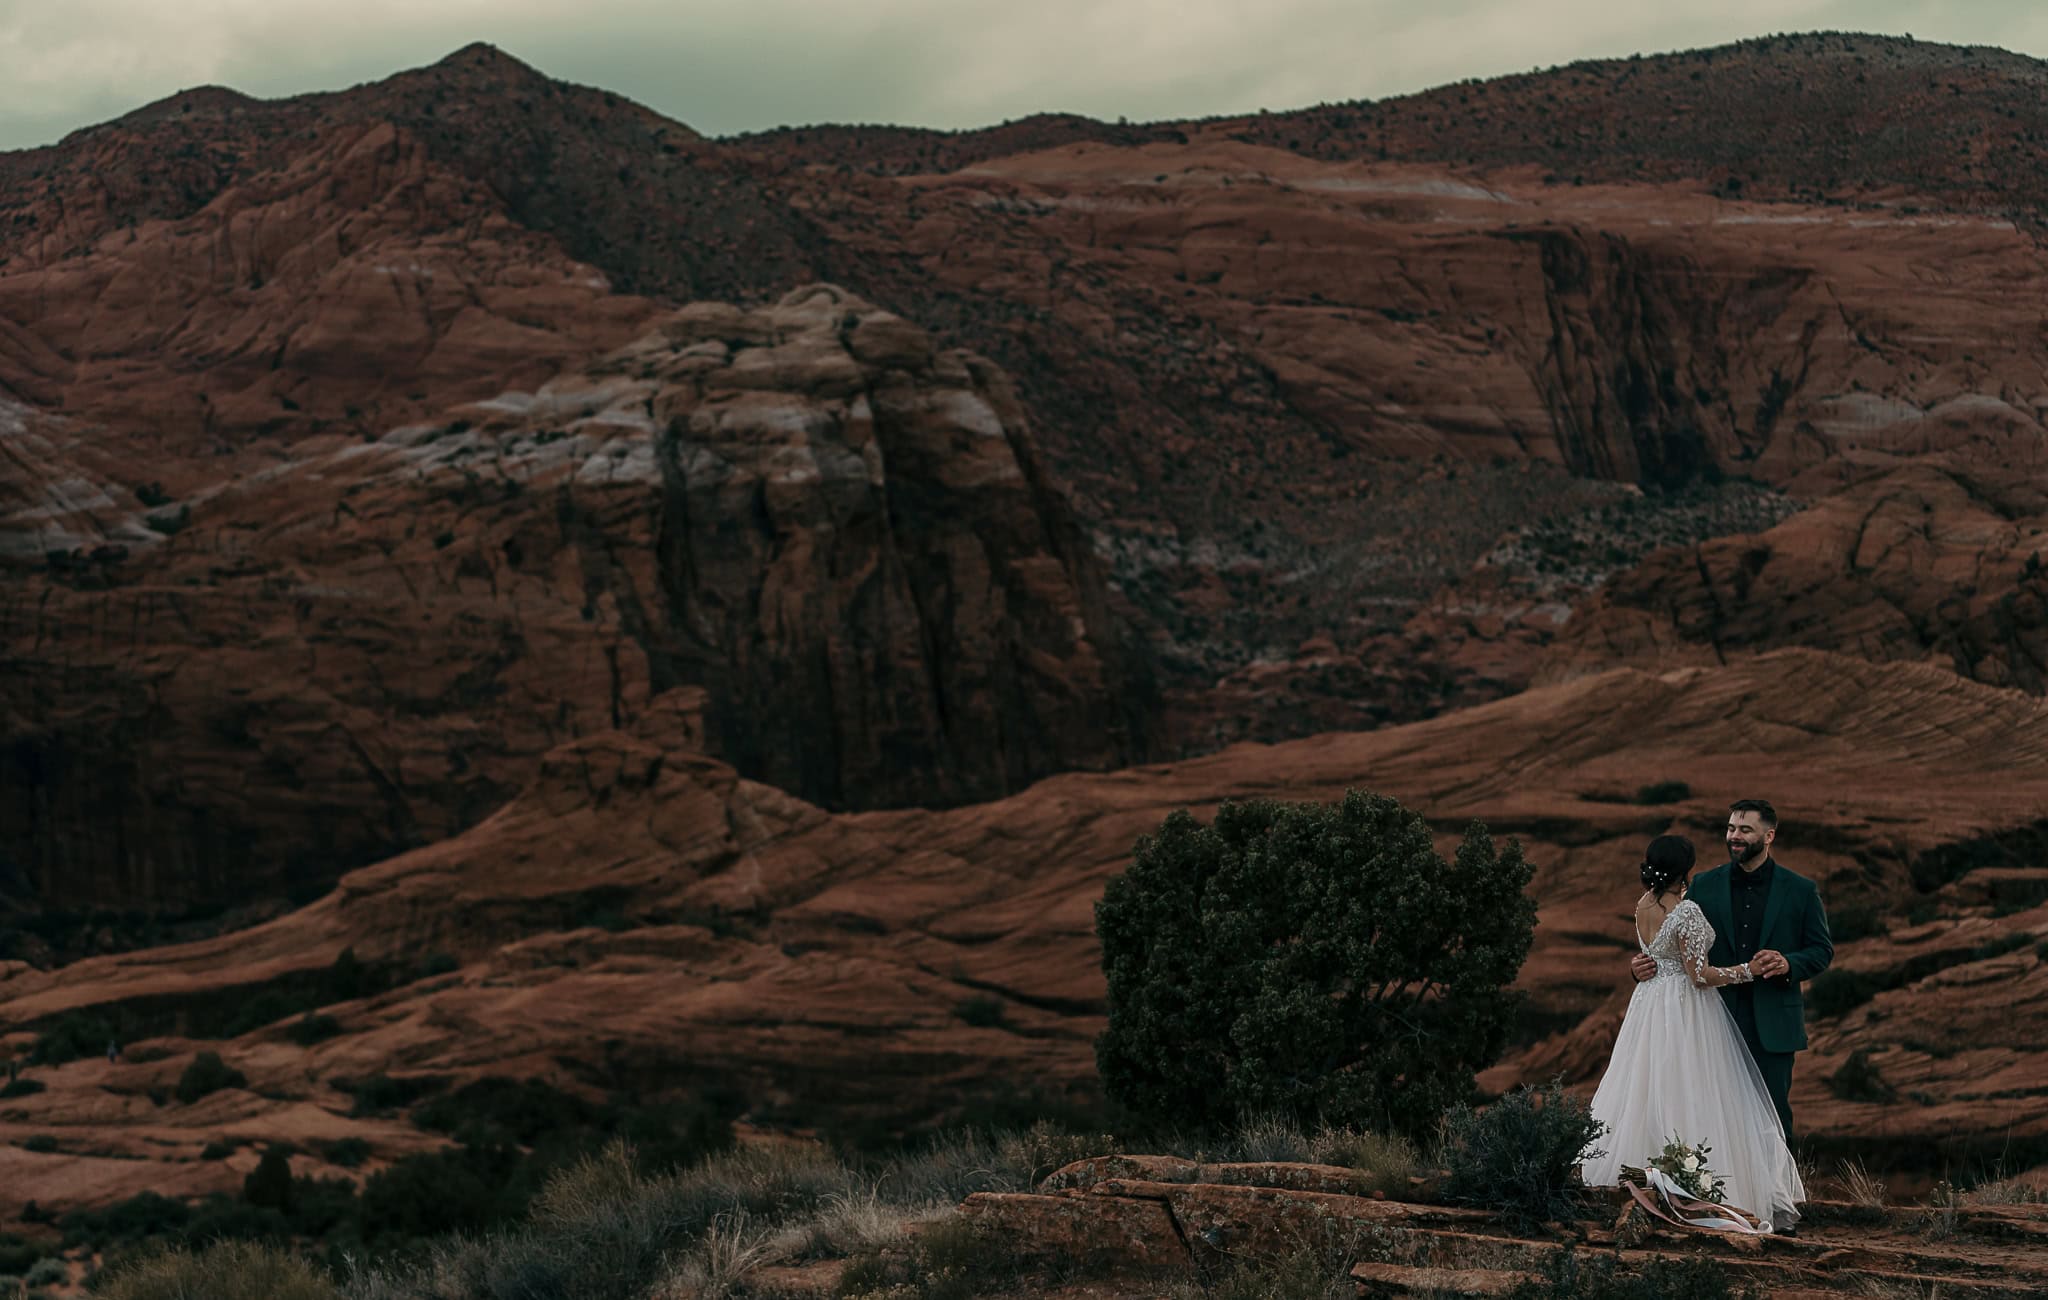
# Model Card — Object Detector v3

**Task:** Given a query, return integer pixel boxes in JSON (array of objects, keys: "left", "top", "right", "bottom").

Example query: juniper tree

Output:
[{"left": 1095, "top": 790, "right": 1535, "bottom": 1139}]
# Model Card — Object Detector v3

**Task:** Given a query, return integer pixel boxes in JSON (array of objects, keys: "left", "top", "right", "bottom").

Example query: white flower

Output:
[{"left": 1681, "top": 1155, "right": 1700, "bottom": 1172}]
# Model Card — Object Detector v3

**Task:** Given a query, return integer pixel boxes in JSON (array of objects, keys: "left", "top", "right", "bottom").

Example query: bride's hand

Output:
[{"left": 1750, "top": 950, "right": 1788, "bottom": 979}]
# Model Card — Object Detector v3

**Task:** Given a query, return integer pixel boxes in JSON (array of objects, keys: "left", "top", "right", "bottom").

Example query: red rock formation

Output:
[
  {"left": 1550, "top": 462, "right": 2048, "bottom": 692},
  {"left": 4, "top": 39, "right": 2048, "bottom": 1221},
  {"left": 0, "top": 286, "right": 1141, "bottom": 908},
  {"left": 14, "top": 38, "right": 2048, "bottom": 773},
  {"left": 4, "top": 651, "right": 2043, "bottom": 1217}
]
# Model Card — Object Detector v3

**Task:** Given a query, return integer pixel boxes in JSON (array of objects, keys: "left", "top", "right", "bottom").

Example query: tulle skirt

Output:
[{"left": 1580, "top": 974, "right": 1805, "bottom": 1228}]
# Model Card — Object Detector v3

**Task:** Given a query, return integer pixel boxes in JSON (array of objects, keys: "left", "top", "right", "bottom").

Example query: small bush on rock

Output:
[
  {"left": 1310, "top": 1128, "right": 1421, "bottom": 1197},
  {"left": 1095, "top": 791, "right": 1535, "bottom": 1140},
  {"left": 174, "top": 1051, "right": 246, "bottom": 1105},
  {"left": 1826, "top": 1048, "right": 1898, "bottom": 1103},
  {"left": 1634, "top": 781, "right": 1691, "bottom": 805},
  {"left": 1808, "top": 968, "right": 1884, "bottom": 1019},
  {"left": 1442, "top": 1080, "right": 1607, "bottom": 1232},
  {"left": 0, "top": 1233, "right": 50, "bottom": 1273},
  {"left": 25, "top": 1255, "right": 68, "bottom": 1287}
]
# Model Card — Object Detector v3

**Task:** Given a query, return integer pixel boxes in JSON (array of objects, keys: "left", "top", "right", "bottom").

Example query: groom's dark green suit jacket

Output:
[{"left": 1689, "top": 860, "right": 1834, "bottom": 1053}]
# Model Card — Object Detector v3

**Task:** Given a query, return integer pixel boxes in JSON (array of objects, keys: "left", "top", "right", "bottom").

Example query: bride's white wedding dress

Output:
[{"left": 1580, "top": 898, "right": 1805, "bottom": 1230}]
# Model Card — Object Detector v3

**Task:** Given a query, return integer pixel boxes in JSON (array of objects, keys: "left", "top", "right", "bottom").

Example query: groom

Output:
[{"left": 1632, "top": 798, "right": 1833, "bottom": 1218}]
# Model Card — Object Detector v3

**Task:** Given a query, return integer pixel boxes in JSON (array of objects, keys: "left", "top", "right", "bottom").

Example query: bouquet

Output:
[{"left": 1621, "top": 1136, "right": 1727, "bottom": 1205}]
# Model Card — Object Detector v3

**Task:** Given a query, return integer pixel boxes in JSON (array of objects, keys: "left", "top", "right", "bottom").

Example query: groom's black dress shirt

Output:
[
  {"left": 1728, "top": 856, "right": 1777, "bottom": 1018},
  {"left": 1730, "top": 856, "right": 1776, "bottom": 959}
]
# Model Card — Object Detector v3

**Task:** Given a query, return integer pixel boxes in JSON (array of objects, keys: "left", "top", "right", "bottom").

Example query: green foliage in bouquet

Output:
[
  {"left": 1621, "top": 1135, "right": 1728, "bottom": 1204},
  {"left": 1095, "top": 791, "right": 1536, "bottom": 1140}
]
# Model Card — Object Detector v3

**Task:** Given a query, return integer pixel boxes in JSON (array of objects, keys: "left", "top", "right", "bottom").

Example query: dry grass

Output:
[
  {"left": 1309, "top": 1128, "right": 1423, "bottom": 1196},
  {"left": 1963, "top": 1176, "right": 2046, "bottom": 1206},
  {"left": 1838, "top": 1159, "right": 1888, "bottom": 1209},
  {"left": 96, "top": 1240, "right": 342, "bottom": 1300},
  {"left": 656, "top": 1209, "right": 778, "bottom": 1299},
  {"left": 991, "top": 1119, "right": 1120, "bottom": 1186}
]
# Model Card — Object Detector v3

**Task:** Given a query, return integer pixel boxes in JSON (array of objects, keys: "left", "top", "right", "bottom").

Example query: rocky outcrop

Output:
[
  {"left": 0, "top": 118, "right": 662, "bottom": 460},
  {"left": 12, "top": 44, "right": 2048, "bottom": 759},
  {"left": 0, "top": 286, "right": 1141, "bottom": 908},
  {"left": 960, "top": 1159, "right": 2048, "bottom": 1297},
  {"left": 4, "top": 651, "right": 2045, "bottom": 1221},
  {"left": 1550, "top": 463, "right": 2048, "bottom": 693}
]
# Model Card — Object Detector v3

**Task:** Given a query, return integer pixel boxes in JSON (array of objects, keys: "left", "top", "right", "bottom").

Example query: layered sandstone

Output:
[
  {"left": 3, "top": 651, "right": 2043, "bottom": 1218},
  {"left": 12, "top": 41, "right": 2048, "bottom": 777},
  {"left": 0, "top": 286, "right": 1139, "bottom": 909},
  {"left": 1548, "top": 462, "right": 2048, "bottom": 692}
]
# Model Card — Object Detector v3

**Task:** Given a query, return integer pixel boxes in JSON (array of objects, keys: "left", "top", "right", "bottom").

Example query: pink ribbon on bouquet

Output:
[{"left": 1621, "top": 1169, "right": 1770, "bottom": 1235}]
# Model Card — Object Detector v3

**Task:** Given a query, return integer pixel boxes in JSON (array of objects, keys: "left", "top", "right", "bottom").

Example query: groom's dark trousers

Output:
[{"left": 1690, "top": 857, "right": 1834, "bottom": 1143}]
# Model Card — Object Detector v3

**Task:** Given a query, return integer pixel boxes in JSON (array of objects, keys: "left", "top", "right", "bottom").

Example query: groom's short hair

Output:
[{"left": 1729, "top": 798, "right": 1777, "bottom": 827}]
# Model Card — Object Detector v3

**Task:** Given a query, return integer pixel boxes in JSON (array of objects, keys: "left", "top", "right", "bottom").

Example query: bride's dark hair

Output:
[{"left": 1639, "top": 834, "right": 1696, "bottom": 896}]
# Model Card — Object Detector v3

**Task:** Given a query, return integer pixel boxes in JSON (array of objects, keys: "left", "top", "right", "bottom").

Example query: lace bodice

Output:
[{"left": 1642, "top": 900, "right": 1754, "bottom": 988}]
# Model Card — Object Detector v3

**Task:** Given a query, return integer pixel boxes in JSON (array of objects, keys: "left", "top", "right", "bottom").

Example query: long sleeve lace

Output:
[{"left": 1676, "top": 902, "right": 1754, "bottom": 988}]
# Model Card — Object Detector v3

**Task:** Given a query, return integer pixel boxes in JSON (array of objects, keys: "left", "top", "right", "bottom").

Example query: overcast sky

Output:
[{"left": 4, "top": 1, "right": 2047, "bottom": 152}]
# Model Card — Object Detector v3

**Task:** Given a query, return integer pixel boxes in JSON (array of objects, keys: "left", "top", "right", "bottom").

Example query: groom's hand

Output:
[
  {"left": 1751, "top": 949, "right": 1789, "bottom": 980},
  {"left": 1630, "top": 953, "right": 1656, "bottom": 982}
]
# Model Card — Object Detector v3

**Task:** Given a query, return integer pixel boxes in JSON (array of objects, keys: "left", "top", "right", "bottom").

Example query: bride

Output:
[{"left": 1579, "top": 834, "right": 1805, "bottom": 1232}]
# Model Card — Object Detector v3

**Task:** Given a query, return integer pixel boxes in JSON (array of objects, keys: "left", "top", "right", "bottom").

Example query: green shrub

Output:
[
  {"left": 319, "top": 1136, "right": 370, "bottom": 1168},
  {"left": 26, "top": 1255, "right": 68, "bottom": 1287},
  {"left": 1507, "top": 1245, "right": 1765, "bottom": 1299},
  {"left": 174, "top": 1051, "right": 246, "bottom": 1105},
  {"left": 282, "top": 1178, "right": 359, "bottom": 1239},
  {"left": 285, "top": 1013, "right": 342, "bottom": 1047},
  {"left": 412, "top": 1076, "right": 605, "bottom": 1146},
  {"left": 0, "top": 1077, "right": 45, "bottom": 1098},
  {"left": 1826, "top": 1048, "right": 1897, "bottom": 1104},
  {"left": 995, "top": 1119, "right": 1121, "bottom": 1187},
  {"left": 1634, "top": 781, "right": 1691, "bottom": 805},
  {"left": 244, "top": 1147, "right": 294, "bottom": 1211},
  {"left": 1826, "top": 905, "right": 1884, "bottom": 944},
  {"left": 90, "top": 1239, "right": 340, "bottom": 1300},
  {"left": 1807, "top": 968, "right": 1884, "bottom": 1018},
  {"left": 32, "top": 1014, "right": 116, "bottom": 1065},
  {"left": 353, "top": 1141, "right": 530, "bottom": 1243},
  {"left": 0, "top": 1234, "right": 50, "bottom": 1273},
  {"left": 178, "top": 1197, "right": 292, "bottom": 1246},
  {"left": 21, "top": 1134, "right": 59, "bottom": 1153},
  {"left": 221, "top": 988, "right": 305, "bottom": 1038},
  {"left": 60, "top": 1191, "right": 191, "bottom": 1247},
  {"left": 338, "top": 1071, "right": 447, "bottom": 1117},
  {"left": 952, "top": 996, "right": 1007, "bottom": 1028},
  {"left": 1095, "top": 791, "right": 1534, "bottom": 1140},
  {"left": 1310, "top": 1128, "right": 1421, "bottom": 1198},
  {"left": 200, "top": 1139, "right": 235, "bottom": 1160},
  {"left": 1442, "top": 1080, "right": 1607, "bottom": 1231},
  {"left": 614, "top": 1096, "right": 739, "bottom": 1174}
]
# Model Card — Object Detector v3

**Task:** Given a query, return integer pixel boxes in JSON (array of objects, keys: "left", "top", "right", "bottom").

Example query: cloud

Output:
[{"left": 1, "top": 0, "right": 2044, "bottom": 151}]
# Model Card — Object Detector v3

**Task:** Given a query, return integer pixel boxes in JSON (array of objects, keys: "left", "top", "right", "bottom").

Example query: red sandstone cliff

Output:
[
  {"left": 1, "top": 285, "right": 1141, "bottom": 909},
  {"left": 3, "top": 34, "right": 2048, "bottom": 1215}
]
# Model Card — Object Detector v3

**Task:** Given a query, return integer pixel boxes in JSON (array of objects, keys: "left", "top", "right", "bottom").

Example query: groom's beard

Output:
[{"left": 1729, "top": 841, "right": 1767, "bottom": 866}]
